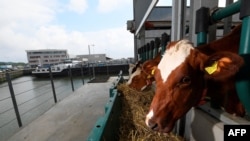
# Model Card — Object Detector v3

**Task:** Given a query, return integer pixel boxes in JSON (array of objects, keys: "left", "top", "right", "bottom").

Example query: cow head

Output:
[
  {"left": 126, "top": 60, "right": 156, "bottom": 91},
  {"left": 145, "top": 39, "right": 244, "bottom": 133},
  {"left": 127, "top": 54, "right": 161, "bottom": 91},
  {"left": 128, "top": 61, "right": 142, "bottom": 78}
]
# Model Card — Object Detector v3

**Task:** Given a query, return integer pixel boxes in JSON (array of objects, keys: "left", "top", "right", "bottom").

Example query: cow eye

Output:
[{"left": 181, "top": 76, "right": 191, "bottom": 83}]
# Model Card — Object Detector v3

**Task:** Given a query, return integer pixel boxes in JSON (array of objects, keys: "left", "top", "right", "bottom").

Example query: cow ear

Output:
[
  {"left": 142, "top": 60, "right": 158, "bottom": 76},
  {"left": 203, "top": 51, "right": 244, "bottom": 81},
  {"left": 129, "top": 63, "right": 135, "bottom": 68}
]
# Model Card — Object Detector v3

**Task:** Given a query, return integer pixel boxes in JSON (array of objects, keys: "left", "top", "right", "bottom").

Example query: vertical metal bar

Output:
[
  {"left": 161, "top": 33, "right": 169, "bottom": 55},
  {"left": 197, "top": 32, "right": 207, "bottom": 45},
  {"left": 223, "top": 0, "right": 234, "bottom": 35},
  {"left": 49, "top": 67, "right": 57, "bottom": 103},
  {"left": 195, "top": 7, "right": 209, "bottom": 45},
  {"left": 68, "top": 66, "right": 74, "bottom": 92},
  {"left": 239, "top": 18, "right": 250, "bottom": 53},
  {"left": 143, "top": 45, "right": 146, "bottom": 62},
  {"left": 81, "top": 64, "right": 84, "bottom": 85},
  {"left": 92, "top": 64, "right": 95, "bottom": 79},
  {"left": 146, "top": 43, "right": 149, "bottom": 60},
  {"left": 154, "top": 37, "right": 160, "bottom": 57},
  {"left": 150, "top": 40, "right": 154, "bottom": 59},
  {"left": 138, "top": 47, "right": 141, "bottom": 61},
  {"left": 88, "top": 63, "right": 91, "bottom": 79},
  {"left": 106, "top": 62, "right": 109, "bottom": 76},
  {"left": 236, "top": 16, "right": 250, "bottom": 114},
  {"left": 6, "top": 73, "right": 22, "bottom": 127},
  {"left": 171, "top": 0, "right": 186, "bottom": 40}
]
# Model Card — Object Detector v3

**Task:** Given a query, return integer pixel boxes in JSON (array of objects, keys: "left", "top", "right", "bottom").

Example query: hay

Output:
[{"left": 117, "top": 83, "right": 184, "bottom": 141}]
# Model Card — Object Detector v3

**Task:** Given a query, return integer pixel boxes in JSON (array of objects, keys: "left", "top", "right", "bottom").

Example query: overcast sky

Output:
[
  {"left": 0, "top": 0, "right": 227, "bottom": 63},
  {"left": 0, "top": 0, "right": 136, "bottom": 63}
]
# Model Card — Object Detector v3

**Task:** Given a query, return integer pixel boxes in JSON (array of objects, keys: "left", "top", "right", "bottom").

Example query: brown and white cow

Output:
[
  {"left": 128, "top": 60, "right": 142, "bottom": 78},
  {"left": 127, "top": 53, "right": 161, "bottom": 91},
  {"left": 145, "top": 24, "right": 245, "bottom": 133}
]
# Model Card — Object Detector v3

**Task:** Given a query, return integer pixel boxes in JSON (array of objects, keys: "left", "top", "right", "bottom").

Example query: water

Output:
[{"left": 0, "top": 75, "right": 87, "bottom": 141}]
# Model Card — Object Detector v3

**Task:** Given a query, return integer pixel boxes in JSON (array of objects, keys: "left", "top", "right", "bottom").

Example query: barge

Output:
[
  {"left": 32, "top": 61, "right": 129, "bottom": 78},
  {"left": 31, "top": 60, "right": 83, "bottom": 77}
]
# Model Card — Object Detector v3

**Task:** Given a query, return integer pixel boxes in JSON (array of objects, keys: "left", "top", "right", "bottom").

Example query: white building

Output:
[{"left": 26, "top": 49, "right": 68, "bottom": 68}]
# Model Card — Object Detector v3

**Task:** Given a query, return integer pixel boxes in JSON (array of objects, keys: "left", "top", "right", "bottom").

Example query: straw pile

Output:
[{"left": 117, "top": 83, "right": 184, "bottom": 141}]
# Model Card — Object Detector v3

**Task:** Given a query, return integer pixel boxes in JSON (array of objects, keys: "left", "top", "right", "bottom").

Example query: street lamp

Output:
[{"left": 88, "top": 44, "right": 95, "bottom": 55}]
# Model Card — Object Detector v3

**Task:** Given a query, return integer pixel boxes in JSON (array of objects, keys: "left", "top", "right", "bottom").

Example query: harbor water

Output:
[{"left": 0, "top": 75, "right": 88, "bottom": 141}]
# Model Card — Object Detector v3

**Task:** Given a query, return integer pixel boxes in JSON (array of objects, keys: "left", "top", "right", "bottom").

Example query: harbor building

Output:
[
  {"left": 76, "top": 54, "right": 107, "bottom": 64},
  {"left": 26, "top": 49, "right": 69, "bottom": 68}
]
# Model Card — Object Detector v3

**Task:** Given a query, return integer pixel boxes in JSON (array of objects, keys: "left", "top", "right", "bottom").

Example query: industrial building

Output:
[{"left": 26, "top": 49, "right": 68, "bottom": 68}]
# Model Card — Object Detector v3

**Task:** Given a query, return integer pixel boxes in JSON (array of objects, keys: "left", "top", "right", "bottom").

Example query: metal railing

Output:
[
  {"left": 87, "top": 71, "right": 124, "bottom": 141},
  {"left": 0, "top": 67, "right": 92, "bottom": 141}
]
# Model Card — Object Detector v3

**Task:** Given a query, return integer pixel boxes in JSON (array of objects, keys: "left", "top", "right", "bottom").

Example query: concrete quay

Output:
[{"left": 7, "top": 77, "right": 118, "bottom": 141}]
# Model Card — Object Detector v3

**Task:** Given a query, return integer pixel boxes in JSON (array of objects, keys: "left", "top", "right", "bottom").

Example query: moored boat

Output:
[{"left": 32, "top": 60, "right": 84, "bottom": 77}]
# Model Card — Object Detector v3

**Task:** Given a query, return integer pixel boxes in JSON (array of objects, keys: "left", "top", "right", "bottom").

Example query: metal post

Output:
[
  {"left": 88, "top": 44, "right": 95, "bottom": 55},
  {"left": 92, "top": 64, "right": 95, "bottom": 79},
  {"left": 138, "top": 47, "right": 142, "bottom": 61},
  {"left": 223, "top": 0, "right": 234, "bottom": 35},
  {"left": 81, "top": 64, "right": 84, "bottom": 85},
  {"left": 150, "top": 40, "right": 154, "bottom": 59},
  {"left": 49, "top": 67, "right": 57, "bottom": 103},
  {"left": 147, "top": 43, "right": 150, "bottom": 60},
  {"left": 6, "top": 73, "right": 22, "bottom": 127},
  {"left": 68, "top": 66, "right": 74, "bottom": 92},
  {"left": 195, "top": 7, "right": 210, "bottom": 45},
  {"left": 161, "top": 33, "right": 169, "bottom": 55},
  {"left": 88, "top": 45, "right": 90, "bottom": 55},
  {"left": 197, "top": 32, "right": 207, "bottom": 45},
  {"left": 171, "top": 0, "right": 187, "bottom": 41},
  {"left": 154, "top": 37, "right": 160, "bottom": 57},
  {"left": 106, "top": 61, "right": 109, "bottom": 76},
  {"left": 236, "top": 0, "right": 250, "bottom": 114},
  {"left": 88, "top": 63, "right": 91, "bottom": 79},
  {"left": 189, "top": 0, "right": 218, "bottom": 45},
  {"left": 142, "top": 45, "right": 146, "bottom": 62}
]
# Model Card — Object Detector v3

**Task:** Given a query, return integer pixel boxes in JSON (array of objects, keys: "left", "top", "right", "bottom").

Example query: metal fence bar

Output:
[
  {"left": 49, "top": 67, "right": 57, "bottom": 103},
  {"left": 68, "top": 66, "right": 74, "bottom": 92},
  {"left": 92, "top": 65, "right": 95, "bottom": 79},
  {"left": 211, "top": 0, "right": 241, "bottom": 22},
  {"left": 236, "top": 0, "right": 250, "bottom": 114},
  {"left": 6, "top": 73, "right": 22, "bottom": 127},
  {"left": 81, "top": 64, "right": 85, "bottom": 85}
]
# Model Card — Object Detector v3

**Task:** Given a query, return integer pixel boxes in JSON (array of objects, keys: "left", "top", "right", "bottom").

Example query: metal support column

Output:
[
  {"left": 186, "top": 0, "right": 218, "bottom": 140},
  {"left": 171, "top": 0, "right": 187, "bottom": 41},
  {"left": 223, "top": 0, "right": 234, "bottom": 35},
  {"left": 189, "top": 0, "right": 218, "bottom": 45},
  {"left": 236, "top": 0, "right": 250, "bottom": 114},
  {"left": 6, "top": 73, "right": 22, "bottom": 127}
]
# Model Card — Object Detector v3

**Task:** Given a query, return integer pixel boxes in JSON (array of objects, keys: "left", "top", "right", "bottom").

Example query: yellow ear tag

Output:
[
  {"left": 205, "top": 61, "right": 218, "bottom": 75},
  {"left": 151, "top": 69, "right": 155, "bottom": 75},
  {"left": 147, "top": 69, "right": 155, "bottom": 79}
]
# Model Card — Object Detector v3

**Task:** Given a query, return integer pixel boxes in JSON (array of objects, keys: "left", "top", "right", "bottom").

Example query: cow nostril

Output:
[
  {"left": 151, "top": 123, "right": 158, "bottom": 130},
  {"left": 148, "top": 120, "right": 158, "bottom": 130}
]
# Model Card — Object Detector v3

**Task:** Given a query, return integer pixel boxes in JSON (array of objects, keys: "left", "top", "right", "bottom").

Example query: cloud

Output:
[
  {"left": 0, "top": 23, "right": 133, "bottom": 62},
  {"left": 0, "top": 0, "right": 57, "bottom": 27},
  {"left": 0, "top": 0, "right": 133, "bottom": 63},
  {"left": 0, "top": 0, "right": 58, "bottom": 62},
  {"left": 67, "top": 0, "right": 88, "bottom": 14},
  {"left": 80, "top": 26, "right": 134, "bottom": 59},
  {"left": 97, "top": 0, "right": 131, "bottom": 13}
]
